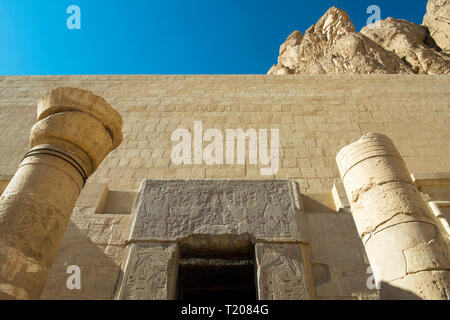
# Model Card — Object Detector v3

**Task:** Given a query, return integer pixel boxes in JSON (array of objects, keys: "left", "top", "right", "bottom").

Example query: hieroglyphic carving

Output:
[
  {"left": 127, "top": 180, "right": 306, "bottom": 243},
  {"left": 0, "top": 192, "right": 67, "bottom": 278},
  {"left": 255, "top": 243, "right": 309, "bottom": 300},
  {"left": 116, "top": 243, "right": 179, "bottom": 300}
]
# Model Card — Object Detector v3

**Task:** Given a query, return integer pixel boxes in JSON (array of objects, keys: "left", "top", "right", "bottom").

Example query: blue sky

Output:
[{"left": 0, "top": 0, "right": 428, "bottom": 75}]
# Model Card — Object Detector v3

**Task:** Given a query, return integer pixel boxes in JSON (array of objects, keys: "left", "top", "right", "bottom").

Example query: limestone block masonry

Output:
[
  {"left": 336, "top": 133, "right": 450, "bottom": 299},
  {"left": 0, "top": 74, "right": 449, "bottom": 300},
  {"left": 0, "top": 88, "right": 123, "bottom": 299}
]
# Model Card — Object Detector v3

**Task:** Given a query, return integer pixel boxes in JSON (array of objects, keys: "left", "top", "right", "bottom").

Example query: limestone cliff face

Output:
[
  {"left": 423, "top": 0, "right": 450, "bottom": 54},
  {"left": 361, "top": 18, "right": 450, "bottom": 74},
  {"left": 268, "top": 2, "right": 450, "bottom": 75}
]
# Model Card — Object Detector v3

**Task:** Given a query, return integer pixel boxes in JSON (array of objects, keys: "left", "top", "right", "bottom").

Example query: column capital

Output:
[
  {"left": 37, "top": 87, "right": 123, "bottom": 149},
  {"left": 336, "top": 133, "right": 406, "bottom": 179},
  {"left": 31, "top": 87, "right": 123, "bottom": 175}
]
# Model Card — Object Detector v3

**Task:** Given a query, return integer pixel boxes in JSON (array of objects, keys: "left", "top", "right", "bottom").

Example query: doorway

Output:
[{"left": 177, "top": 251, "right": 256, "bottom": 301}]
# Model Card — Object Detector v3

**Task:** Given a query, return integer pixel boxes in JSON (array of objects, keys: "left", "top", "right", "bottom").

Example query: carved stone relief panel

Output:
[
  {"left": 118, "top": 179, "right": 311, "bottom": 300},
  {"left": 255, "top": 243, "right": 309, "bottom": 300},
  {"left": 127, "top": 179, "right": 308, "bottom": 244},
  {"left": 116, "top": 242, "right": 179, "bottom": 300}
]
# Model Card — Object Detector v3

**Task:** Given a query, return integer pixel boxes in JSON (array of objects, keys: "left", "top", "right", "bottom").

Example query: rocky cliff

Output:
[{"left": 268, "top": 1, "right": 450, "bottom": 75}]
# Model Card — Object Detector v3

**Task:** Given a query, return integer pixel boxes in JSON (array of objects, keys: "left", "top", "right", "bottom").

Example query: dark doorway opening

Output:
[{"left": 177, "top": 251, "right": 256, "bottom": 301}]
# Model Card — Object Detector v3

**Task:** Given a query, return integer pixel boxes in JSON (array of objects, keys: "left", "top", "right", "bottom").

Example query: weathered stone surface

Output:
[
  {"left": 361, "top": 18, "right": 450, "bottom": 74},
  {"left": 423, "top": 0, "right": 450, "bottom": 54},
  {"left": 37, "top": 87, "right": 123, "bottom": 149},
  {"left": 127, "top": 179, "right": 307, "bottom": 245},
  {"left": 268, "top": 5, "right": 450, "bottom": 75},
  {"left": 336, "top": 133, "right": 450, "bottom": 299},
  {"left": 30, "top": 112, "right": 113, "bottom": 173},
  {"left": 382, "top": 270, "right": 450, "bottom": 300},
  {"left": 255, "top": 243, "right": 309, "bottom": 300},
  {"left": 0, "top": 87, "right": 123, "bottom": 300},
  {"left": 311, "top": 263, "right": 330, "bottom": 286},
  {"left": 364, "top": 221, "right": 450, "bottom": 282},
  {"left": 268, "top": 7, "right": 413, "bottom": 75},
  {"left": 42, "top": 265, "right": 120, "bottom": 300},
  {"left": 278, "top": 30, "right": 303, "bottom": 72},
  {"left": 116, "top": 243, "right": 179, "bottom": 300},
  {"left": 351, "top": 182, "right": 435, "bottom": 237},
  {"left": 267, "top": 64, "right": 294, "bottom": 75}
]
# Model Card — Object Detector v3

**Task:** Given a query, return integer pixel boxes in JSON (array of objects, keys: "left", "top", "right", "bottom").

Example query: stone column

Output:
[
  {"left": 0, "top": 87, "right": 123, "bottom": 300},
  {"left": 336, "top": 133, "right": 449, "bottom": 299}
]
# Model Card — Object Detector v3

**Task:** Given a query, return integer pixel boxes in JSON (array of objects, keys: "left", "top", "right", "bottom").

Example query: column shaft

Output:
[
  {"left": 0, "top": 152, "right": 83, "bottom": 299},
  {"left": 0, "top": 87, "right": 123, "bottom": 299},
  {"left": 336, "top": 133, "right": 449, "bottom": 299}
]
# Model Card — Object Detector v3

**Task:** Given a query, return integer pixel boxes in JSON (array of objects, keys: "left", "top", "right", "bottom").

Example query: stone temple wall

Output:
[{"left": 0, "top": 74, "right": 449, "bottom": 299}]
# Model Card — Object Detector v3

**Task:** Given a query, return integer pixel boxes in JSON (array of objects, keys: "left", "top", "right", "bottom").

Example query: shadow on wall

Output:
[
  {"left": 40, "top": 221, "right": 424, "bottom": 300},
  {"left": 302, "top": 194, "right": 337, "bottom": 213},
  {"left": 380, "top": 282, "right": 422, "bottom": 300},
  {"left": 304, "top": 193, "right": 378, "bottom": 299},
  {"left": 41, "top": 220, "right": 123, "bottom": 300}
]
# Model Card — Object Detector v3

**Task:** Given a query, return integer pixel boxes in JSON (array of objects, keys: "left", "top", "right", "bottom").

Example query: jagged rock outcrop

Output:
[
  {"left": 361, "top": 18, "right": 450, "bottom": 74},
  {"left": 268, "top": 2, "right": 450, "bottom": 75},
  {"left": 423, "top": 0, "right": 450, "bottom": 53},
  {"left": 268, "top": 7, "right": 412, "bottom": 75},
  {"left": 269, "top": 31, "right": 303, "bottom": 75}
]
